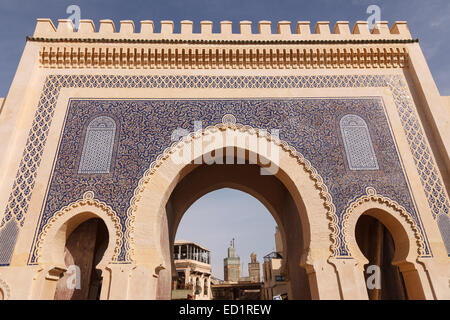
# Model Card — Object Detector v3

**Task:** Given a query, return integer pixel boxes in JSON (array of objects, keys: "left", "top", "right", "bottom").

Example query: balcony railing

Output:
[{"left": 173, "top": 253, "right": 210, "bottom": 264}]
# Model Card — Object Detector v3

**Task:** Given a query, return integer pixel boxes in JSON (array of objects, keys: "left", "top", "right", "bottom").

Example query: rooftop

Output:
[{"left": 175, "top": 240, "right": 210, "bottom": 252}]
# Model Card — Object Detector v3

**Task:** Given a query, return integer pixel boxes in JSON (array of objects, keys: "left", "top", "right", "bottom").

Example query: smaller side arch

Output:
[
  {"left": 31, "top": 191, "right": 124, "bottom": 300},
  {"left": 342, "top": 187, "right": 424, "bottom": 264},
  {"left": 35, "top": 191, "right": 123, "bottom": 269},
  {"left": 342, "top": 187, "right": 429, "bottom": 300}
]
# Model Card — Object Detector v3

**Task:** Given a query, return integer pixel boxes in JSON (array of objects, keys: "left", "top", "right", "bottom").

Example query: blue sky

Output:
[
  {"left": 1, "top": 0, "right": 450, "bottom": 97},
  {"left": 0, "top": 0, "right": 449, "bottom": 280},
  {"left": 176, "top": 188, "right": 277, "bottom": 280}
]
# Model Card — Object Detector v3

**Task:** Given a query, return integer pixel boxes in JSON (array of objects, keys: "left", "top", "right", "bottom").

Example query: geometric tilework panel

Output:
[
  {"left": 1, "top": 74, "right": 448, "bottom": 265},
  {"left": 340, "top": 114, "right": 379, "bottom": 171},
  {"left": 437, "top": 214, "right": 450, "bottom": 256},
  {"left": 0, "top": 219, "right": 18, "bottom": 265},
  {"left": 78, "top": 116, "right": 116, "bottom": 174},
  {"left": 28, "top": 97, "right": 428, "bottom": 263}
]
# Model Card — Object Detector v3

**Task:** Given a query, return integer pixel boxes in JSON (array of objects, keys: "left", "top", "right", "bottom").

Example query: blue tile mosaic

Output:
[
  {"left": 0, "top": 74, "right": 445, "bottom": 265},
  {"left": 29, "top": 97, "right": 429, "bottom": 262}
]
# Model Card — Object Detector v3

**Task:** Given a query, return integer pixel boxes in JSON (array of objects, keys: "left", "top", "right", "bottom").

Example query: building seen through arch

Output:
[
  {"left": 263, "top": 227, "right": 288, "bottom": 300},
  {"left": 212, "top": 240, "right": 264, "bottom": 300},
  {"left": 171, "top": 240, "right": 212, "bottom": 300}
]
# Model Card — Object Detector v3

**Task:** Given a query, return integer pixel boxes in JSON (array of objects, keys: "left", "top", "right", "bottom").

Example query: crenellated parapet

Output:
[
  {"left": 30, "top": 19, "right": 415, "bottom": 69},
  {"left": 33, "top": 19, "right": 412, "bottom": 40}
]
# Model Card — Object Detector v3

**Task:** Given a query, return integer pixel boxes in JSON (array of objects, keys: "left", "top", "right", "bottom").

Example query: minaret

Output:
[
  {"left": 248, "top": 252, "right": 261, "bottom": 283},
  {"left": 224, "top": 238, "right": 240, "bottom": 282}
]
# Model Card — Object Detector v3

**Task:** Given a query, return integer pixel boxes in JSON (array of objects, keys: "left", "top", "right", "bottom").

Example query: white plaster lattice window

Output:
[
  {"left": 340, "top": 114, "right": 379, "bottom": 171},
  {"left": 78, "top": 116, "right": 116, "bottom": 174}
]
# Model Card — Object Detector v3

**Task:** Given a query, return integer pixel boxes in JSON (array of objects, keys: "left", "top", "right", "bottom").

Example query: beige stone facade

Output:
[
  {"left": 263, "top": 227, "right": 288, "bottom": 300},
  {"left": 0, "top": 18, "right": 448, "bottom": 300},
  {"left": 172, "top": 240, "right": 212, "bottom": 300},
  {"left": 262, "top": 254, "right": 288, "bottom": 300}
]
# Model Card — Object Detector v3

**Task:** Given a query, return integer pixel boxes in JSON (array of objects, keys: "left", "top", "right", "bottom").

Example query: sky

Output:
[
  {"left": 176, "top": 188, "right": 277, "bottom": 280},
  {"left": 0, "top": 0, "right": 449, "bottom": 280}
]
